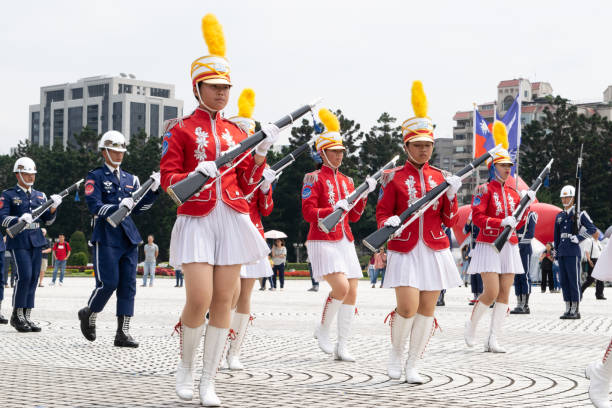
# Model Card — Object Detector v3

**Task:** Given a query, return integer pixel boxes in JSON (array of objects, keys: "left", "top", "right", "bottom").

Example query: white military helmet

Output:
[
  {"left": 13, "top": 157, "right": 37, "bottom": 174},
  {"left": 98, "top": 131, "right": 127, "bottom": 152},
  {"left": 560, "top": 185, "right": 575, "bottom": 198}
]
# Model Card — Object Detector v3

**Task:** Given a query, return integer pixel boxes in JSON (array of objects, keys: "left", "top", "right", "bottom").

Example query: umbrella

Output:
[
  {"left": 605, "top": 225, "right": 612, "bottom": 239},
  {"left": 264, "top": 230, "right": 288, "bottom": 239}
]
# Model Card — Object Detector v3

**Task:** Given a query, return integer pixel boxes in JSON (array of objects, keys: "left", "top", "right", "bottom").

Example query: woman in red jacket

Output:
[
  {"left": 464, "top": 122, "right": 529, "bottom": 354},
  {"left": 302, "top": 108, "right": 376, "bottom": 362},
  {"left": 376, "top": 81, "right": 462, "bottom": 383},
  {"left": 159, "top": 16, "right": 280, "bottom": 406},
  {"left": 223, "top": 89, "right": 277, "bottom": 371}
]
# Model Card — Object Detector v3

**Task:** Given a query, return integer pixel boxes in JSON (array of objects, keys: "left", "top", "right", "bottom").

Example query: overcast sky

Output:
[{"left": 1, "top": 0, "right": 611, "bottom": 154}]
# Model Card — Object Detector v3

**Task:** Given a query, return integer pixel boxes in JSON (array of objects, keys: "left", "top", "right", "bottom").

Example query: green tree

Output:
[{"left": 68, "top": 230, "right": 88, "bottom": 263}]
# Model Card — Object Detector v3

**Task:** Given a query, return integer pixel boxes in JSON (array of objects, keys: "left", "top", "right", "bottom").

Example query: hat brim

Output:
[
  {"left": 323, "top": 145, "right": 346, "bottom": 151},
  {"left": 201, "top": 77, "right": 232, "bottom": 86},
  {"left": 405, "top": 135, "right": 434, "bottom": 143}
]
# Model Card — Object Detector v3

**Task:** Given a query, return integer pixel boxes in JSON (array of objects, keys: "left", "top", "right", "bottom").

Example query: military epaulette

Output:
[
  {"left": 475, "top": 183, "right": 488, "bottom": 195},
  {"left": 163, "top": 111, "right": 194, "bottom": 133},
  {"left": 380, "top": 167, "right": 400, "bottom": 187},
  {"left": 303, "top": 171, "right": 320, "bottom": 185}
]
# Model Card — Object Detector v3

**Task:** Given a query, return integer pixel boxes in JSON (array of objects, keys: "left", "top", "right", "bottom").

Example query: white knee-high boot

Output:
[
  {"left": 335, "top": 304, "right": 356, "bottom": 362},
  {"left": 484, "top": 302, "right": 508, "bottom": 353},
  {"left": 386, "top": 310, "right": 414, "bottom": 379},
  {"left": 405, "top": 314, "right": 435, "bottom": 384},
  {"left": 464, "top": 300, "right": 490, "bottom": 347},
  {"left": 226, "top": 312, "right": 251, "bottom": 370},
  {"left": 586, "top": 338, "right": 612, "bottom": 408},
  {"left": 175, "top": 321, "right": 205, "bottom": 401},
  {"left": 199, "top": 325, "right": 228, "bottom": 407},
  {"left": 314, "top": 295, "right": 342, "bottom": 354}
]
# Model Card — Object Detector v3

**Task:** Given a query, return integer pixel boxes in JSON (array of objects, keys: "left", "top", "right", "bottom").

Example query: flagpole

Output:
[
  {"left": 472, "top": 103, "right": 479, "bottom": 189},
  {"left": 516, "top": 81, "right": 522, "bottom": 190}
]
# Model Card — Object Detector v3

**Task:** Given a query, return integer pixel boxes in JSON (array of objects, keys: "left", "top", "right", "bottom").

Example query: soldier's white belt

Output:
[
  {"left": 561, "top": 233, "right": 573, "bottom": 238},
  {"left": 24, "top": 222, "right": 40, "bottom": 230}
]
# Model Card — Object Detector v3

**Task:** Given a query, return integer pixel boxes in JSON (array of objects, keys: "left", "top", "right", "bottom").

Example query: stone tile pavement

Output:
[{"left": 1, "top": 277, "right": 609, "bottom": 407}]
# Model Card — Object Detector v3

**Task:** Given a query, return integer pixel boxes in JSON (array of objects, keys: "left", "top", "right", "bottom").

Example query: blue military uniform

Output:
[
  {"left": 554, "top": 206, "right": 596, "bottom": 318},
  {"left": 464, "top": 219, "right": 482, "bottom": 302},
  {"left": 84, "top": 165, "right": 157, "bottom": 317},
  {"left": 511, "top": 211, "right": 537, "bottom": 314},
  {"left": 0, "top": 185, "right": 56, "bottom": 311},
  {"left": 0, "top": 234, "right": 6, "bottom": 323}
]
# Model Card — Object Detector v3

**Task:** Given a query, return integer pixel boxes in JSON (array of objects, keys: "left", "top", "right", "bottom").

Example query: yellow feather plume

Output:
[
  {"left": 492, "top": 121, "right": 509, "bottom": 149},
  {"left": 237, "top": 89, "right": 255, "bottom": 118},
  {"left": 318, "top": 108, "right": 340, "bottom": 132},
  {"left": 411, "top": 80, "right": 428, "bottom": 118},
  {"left": 201, "top": 14, "right": 226, "bottom": 57}
]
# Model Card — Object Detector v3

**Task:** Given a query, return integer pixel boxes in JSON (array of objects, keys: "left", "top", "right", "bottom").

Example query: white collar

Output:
[
  {"left": 105, "top": 163, "right": 121, "bottom": 177},
  {"left": 16, "top": 184, "right": 32, "bottom": 194}
]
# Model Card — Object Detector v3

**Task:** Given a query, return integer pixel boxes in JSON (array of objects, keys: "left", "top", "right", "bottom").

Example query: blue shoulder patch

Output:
[
  {"left": 161, "top": 140, "right": 169, "bottom": 157},
  {"left": 473, "top": 195, "right": 481, "bottom": 206},
  {"left": 378, "top": 187, "right": 384, "bottom": 201},
  {"left": 164, "top": 131, "right": 172, "bottom": 139},
  {"left": 302, "top": 186, "right": 312, "bottom": 199}
]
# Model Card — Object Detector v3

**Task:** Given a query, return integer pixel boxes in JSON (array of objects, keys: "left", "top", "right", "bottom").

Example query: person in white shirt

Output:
[{"left": 581, "top": 231, "right": 605, "bottom": 300}]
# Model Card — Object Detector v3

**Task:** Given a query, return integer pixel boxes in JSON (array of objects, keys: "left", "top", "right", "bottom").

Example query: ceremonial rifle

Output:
[
  {"left": 167, "top": 99, "right": 321, "bottom": 206},
  {"left": 573, "top": 144, "right": 583, "bottom": 235},
  {"left": 362, "top": 145, "right": 502, "bottom": 252},
  {"left": 493, "top": 159, "right": 553, "bottom": 252},
  {"left": 318, "top": 155, "right": 400, "bottom": 234},
  {"left": 7, "top": 179, "right": 84, "bottom": 238},
  {"left": 106, "top": 176, "right": 156, "bottom": 228}
]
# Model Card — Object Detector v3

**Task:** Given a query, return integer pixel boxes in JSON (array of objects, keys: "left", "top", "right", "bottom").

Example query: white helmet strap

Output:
[
  {"left": 196, "top": 84, "right": 218, "bottom": 115},
  {"left": 17, "top": 172, "right": 34, "bottom": 187},
  {"left": 104, "top": 148, "right": 122, "bottom": 166},
  {"left": 320, "top": 149, "right": 339, "bottom": 170}
]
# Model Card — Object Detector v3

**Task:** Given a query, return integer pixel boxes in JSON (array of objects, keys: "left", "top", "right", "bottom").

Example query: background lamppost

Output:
[{"left": 292, "top": 242, "right": 304, "bottom": 263}]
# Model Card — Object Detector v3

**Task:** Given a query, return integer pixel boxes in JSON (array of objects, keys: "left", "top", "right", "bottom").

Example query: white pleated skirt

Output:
[
  {"left": 467, "top": 242, "right": 523, "bottom": 275},
  {"left": 382, "top": 240, "right": 461, "bottom": 290},
  {"left": 240, "top": 258, "right": 274, "bottom": 279},
  {"left": 306, "top": 237, "right": 363, "bottom": 283},
  {"left": 169, "top": 201, "right": 270, "bottom": 268},
  {"left": 593, "top": 243, "right": 612, "bottom": 282}
]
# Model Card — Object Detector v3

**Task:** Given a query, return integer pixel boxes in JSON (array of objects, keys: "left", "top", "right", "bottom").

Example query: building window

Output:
[
  {"left": 119, "top": 84, "right": 133, "bottom": 94},
  {"left": 150, "top": 104, "right": 159, "bottom": 137},
  {"left": 88, "top": 84, "right": 105, "bottom": 97},
  {"left": 53, "top": 109, "right": 64, "bottom": 146},
  {"left": 503, "top": 95, "right": 514, "bottom": 111},
  {"left": 163, "top": 106, "right": 178, "bottom": 121},
  {"left": 68, "top": 107, "right": 83, "bottom": 147},
  {"left": 31, "top": 111, "right": 40, "bottom": 145},
  {"left": 454, "top": 134, "right": 466, "bottom": 140},
  {"left": 87, "top": 105, "right": 99, "bottom": 133},
  {"left": 46, "top": 90, "right": 64, "bottom": 102},
  {"left": 130, "top": 102, "right": 146, "bottom": 136},
  {"left": 71, "top": 88, "right": 83, "bottom": 99},
  {"left": 524, "top": 90, "right": 528, "bottom": 98},
  {"left": 112, "top": 102, "right": 122, "bottom": 131},
  {"left": 150, "top": 88, "right": 170, "bottom": 98},
  {"left": 455, "top": 146, "right": 465, "bottom": 153}
]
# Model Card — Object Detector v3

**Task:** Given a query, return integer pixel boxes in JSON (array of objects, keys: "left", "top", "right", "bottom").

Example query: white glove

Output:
[
  {"left": 365, "top": 177, "right": 377, "bottom": 193},
  {"left": 570, "top": 235, "right": 580, "bottom": 244},
  {"left": 194, "top": 161, "right": 219, "bottom": 178},
  {"left": 260, "top": 167, "right": 277, "bottom": 193},
  {"left": 384, "top": 215, "right": 401, "bottom": 228},
  {"left": 150, "top": 171, "right": 161, "bottom": 192},
  {"left": 333, "top": 199, "right": 350, "bottom": 212},
  {"left": 520, "top": 190, "right": 536, "bottom": 202},
  {"left": 19, "top": 213, "right": 33, "bottom": 224},
  {"left": 445, "top": 175, "right": 462, "bottom": 199},
  {"left": 50, "top": 194, "right": 63, "bottom": 209},
  {"left": 119, "top": 197, "right": 135, "bottom": 210},
  {"left": 500, "top": 216, "right": 518, "bottom": 228},
  {"left": 255, "top": 123, "right": 281, "bottom": 156}
]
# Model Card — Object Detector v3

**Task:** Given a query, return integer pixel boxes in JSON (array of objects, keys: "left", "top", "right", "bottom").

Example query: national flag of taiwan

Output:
[
  {"left": 473, "top": 109, "right": 494, "bottom": 159},
  {"left": 496, "top": 95, "right": 521, "bottom": 171}
]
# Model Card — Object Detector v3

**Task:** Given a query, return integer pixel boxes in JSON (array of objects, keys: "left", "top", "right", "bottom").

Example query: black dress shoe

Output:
[
  {"left": 10, "top": 309, "right": 32, "bottom": 332},
  {"left": 24, "top": 309, "right": 41, "bottom": 332},
  {"left": 114, "top": 316, "right": 139, "bottom": 348},
  {"left": 597, "top": 296, "right": 607, "bottom": 300},
  {"left": 523, "top": 305, "right": 530, "bottom": 314},
  {"left": 509, "top": 306, "right": 523, "bottom": 314},
  {"left": 0, "top": 313, "right": 7, "bottom": 324},
  {"left": 78, "top": 307, "right": 96, "bottom": 341}
]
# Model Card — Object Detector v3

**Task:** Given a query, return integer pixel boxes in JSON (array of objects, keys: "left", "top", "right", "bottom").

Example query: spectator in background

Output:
[
  {"left": 540, "top": 242, "right": 554, "bottom": 293},
  {"left": 50, "top": 234, "right": 71, "bottom": 286},
  {"left": 581, "top": 231, "right": 605, "bottom": 300},
  {"left": 373, "top": 247, "right": 387, "bottom": 288},
  {"left": 5, "top": 250, "right": 16, "bottom": 288},
  {"left": 552, "top": 258, "right": 561, "bottom": 293},
  {"left": 460, "top": 245, "right": 470, "bottom": 287},
  {"left": 175, "top": 267, "right": 183, "bottom": 288},
  {"left": 307, "top": 258, "right": 319, "bottom": 292},
  {"left": 38, "top": 228, "right": 52, "bottom": 287},
  {"left": 368, "top": 254, "right": 376, "bottom": 287},
  {"left": 270, "top": 239, "right": 286, "bottom": 291},
  {"left": 141, "top": 235, "right": 158, "bottom": 287}
]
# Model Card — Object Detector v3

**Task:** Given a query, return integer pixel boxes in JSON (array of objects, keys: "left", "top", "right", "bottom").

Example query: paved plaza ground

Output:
[{"left": 1, "top": 277, "right": 610, "bottom": 407}]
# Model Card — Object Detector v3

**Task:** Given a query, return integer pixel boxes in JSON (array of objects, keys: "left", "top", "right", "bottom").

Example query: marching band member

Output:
[
  {"left": 224, "top": 89, "right": 277, "bottom": 371},
  {"left": 586, "top": 237, "right": 612, "bottom": 408},
  {"left": 464, "top": 122, "right": 528, "bottom": 353},
  {"left": 160, "top": 15, "right": 279, "bottom": 406},
  {"left": 78, "top": 131, "right": 159, "bottom": 347},
  {"left": 0, "top": 157, "right": 60, "bottom": 332},
  {"left": 554, "top": 185, "right": 597, "bottom": 319},
  {"left": 303, "top": 108, "right": 375, "bottom": 362},
  {"left": 376, "top": 81, "right": 462, "bottom": 383},
  {"left": 510, "top": 211, "right": 537, "bottom": 314}
]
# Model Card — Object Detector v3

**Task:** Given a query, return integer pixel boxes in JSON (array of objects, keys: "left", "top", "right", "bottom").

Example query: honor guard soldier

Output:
[
  {"left": 0, "top": 157, "right": 61, "bottom": 332},
  {"left": 554, "top": 185, "right": 596, "bottom": 319},
  {"left": 78, "top": 130, "right": 160, "bottom": 347},
  {"left": 510, "top": 210, "right": 537, "bottom": 314},
  {"left": 0, "top": 234, "right": 7, "bottom": 324}
]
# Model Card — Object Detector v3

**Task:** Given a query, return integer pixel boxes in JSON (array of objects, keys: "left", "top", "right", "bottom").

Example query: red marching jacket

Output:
[
  {"left": 247, "top": 187, "right": 273, "bottom": 238},
  {"left": 470, "top": 179, "right": 527, "bottom": 245},
  {"left": 301, "top": 165, "right": 367, "bottom": 242},
  {"left": 160, "top": 108, "right": 265, "bottom": 216},
  {"left": 376, "top": 161, "right": 458, "bottom": 253}
]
